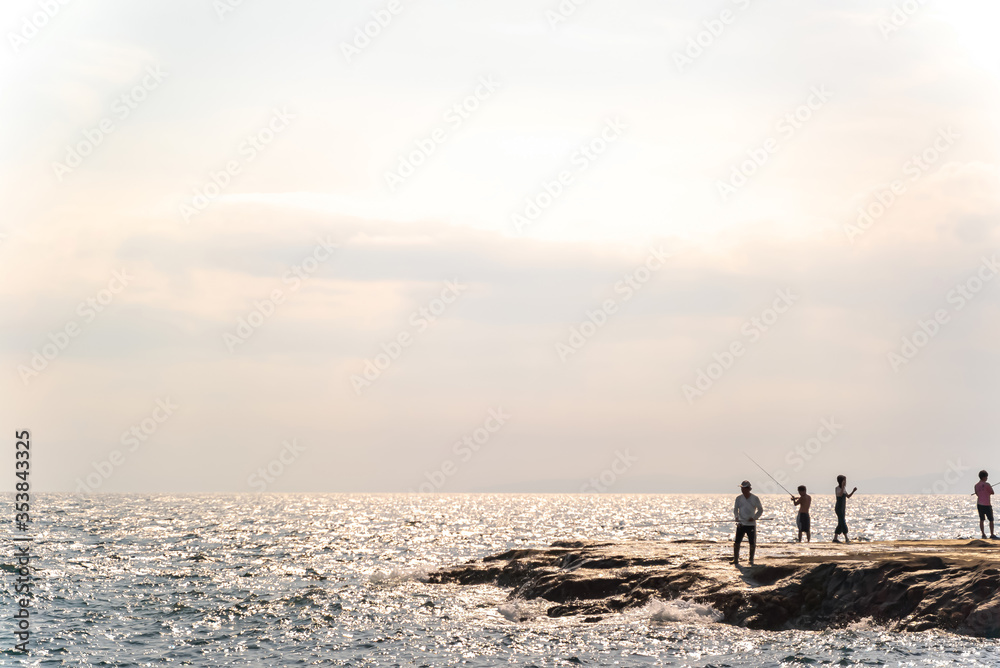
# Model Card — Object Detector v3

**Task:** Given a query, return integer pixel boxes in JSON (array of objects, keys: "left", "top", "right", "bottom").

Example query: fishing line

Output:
[
  {"left": 743, "top": 452, "right": 795, "bottom": 497},
  {"left": 622, "top": 518, "right": 773, "bottom": 528}
]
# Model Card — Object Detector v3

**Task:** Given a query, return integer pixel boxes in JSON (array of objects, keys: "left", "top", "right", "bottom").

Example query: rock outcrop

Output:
[{"left": 429, "top": 539, "right": 1000, "bottom": 636}]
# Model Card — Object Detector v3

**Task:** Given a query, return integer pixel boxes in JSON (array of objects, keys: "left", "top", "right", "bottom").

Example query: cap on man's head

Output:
[{"left": 740, "top": 480, "right": 751, "bottom": 488}]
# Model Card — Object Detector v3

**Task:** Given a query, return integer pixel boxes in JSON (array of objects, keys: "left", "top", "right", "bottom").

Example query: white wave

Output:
[
  {"left": 368, "top": 566, "right": 431, "bottom": 584},
  {"left": 647, "top": 598, "right": 722, "bottom": 624},
  {"left": 844, "top": 617, "right": 876, "bottom": 632},
  {"left": 498, "top": 600, "right": 545, "bottom": 622}
]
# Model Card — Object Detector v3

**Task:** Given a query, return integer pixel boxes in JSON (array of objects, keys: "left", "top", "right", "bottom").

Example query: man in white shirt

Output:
[{"left": 734, "top": 480, "right": 764, "bottom": 567}]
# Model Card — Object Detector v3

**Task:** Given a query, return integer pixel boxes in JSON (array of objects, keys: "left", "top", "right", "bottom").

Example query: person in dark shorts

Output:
[
  {"left": 833, "top": 474, "right": 856, "bottom": 543},
  {"left": 974, "top": 470, "right": 996, "bottom": 539},
  {"left": 734, "top": 480, "right": 763, "bottom": 567},
  {"left": 791, "top": 485, "right": 811, "bottom": 542}
]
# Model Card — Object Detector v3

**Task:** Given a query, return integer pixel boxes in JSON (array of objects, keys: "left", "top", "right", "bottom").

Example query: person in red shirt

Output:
[{"left": 974, "top": 470, "right": 996, "bottom": 540}]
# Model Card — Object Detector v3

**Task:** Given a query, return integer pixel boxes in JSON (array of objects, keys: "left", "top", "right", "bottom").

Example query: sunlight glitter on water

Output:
[{"left": 2, "top": 493, "right": 999, "bottom": 666}]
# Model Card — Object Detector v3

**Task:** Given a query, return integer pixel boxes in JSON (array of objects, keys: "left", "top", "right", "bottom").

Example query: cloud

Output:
[
  {"left": 4, "top": 0, "right": 1000, "bottom": 492},
  {"left": 5, "top": 155, "right": 999, "bottom": 491}
]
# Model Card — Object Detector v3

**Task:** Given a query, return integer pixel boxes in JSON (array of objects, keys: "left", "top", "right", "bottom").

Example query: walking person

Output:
[
  {"left": 974, "top": 470, "right": 997, "bottom": 539},
  {"left": 833, "top": 475, "right": 856, "bottom": 543},
  {"left": 734, "top": 480, "right": 763, "bottom": 567}
]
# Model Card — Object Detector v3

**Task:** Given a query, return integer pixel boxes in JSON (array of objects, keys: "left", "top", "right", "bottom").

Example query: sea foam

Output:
[
  {"left": 368, "top": 566, "right": 431, "bottom": 584},
  {"left": 648, "top": 598, "right": 723, "bottom": 624}
]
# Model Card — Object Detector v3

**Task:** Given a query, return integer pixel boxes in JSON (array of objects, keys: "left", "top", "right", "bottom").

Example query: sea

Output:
[{"left": 3, "top": 493, "right": 1000, "bottom": 667}]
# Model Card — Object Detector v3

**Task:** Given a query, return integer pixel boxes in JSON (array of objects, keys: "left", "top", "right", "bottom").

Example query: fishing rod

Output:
[{"left": 744, "top": 452, "right": 796, "bottom": 497}]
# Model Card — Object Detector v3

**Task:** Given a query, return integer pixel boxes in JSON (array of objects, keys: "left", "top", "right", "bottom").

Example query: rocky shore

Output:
[{"left": 428, "top": 539, "right": 1000, "bottom": 637}]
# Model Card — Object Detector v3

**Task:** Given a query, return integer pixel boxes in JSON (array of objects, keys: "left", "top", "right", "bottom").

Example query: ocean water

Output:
[{"left": 4, "top": 493, "right": 1000, "bottom": 666}]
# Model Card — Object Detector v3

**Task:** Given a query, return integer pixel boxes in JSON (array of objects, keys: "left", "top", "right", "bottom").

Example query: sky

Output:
[{"left": 2, "top": 0, "right": 1000, "bottom": 494}]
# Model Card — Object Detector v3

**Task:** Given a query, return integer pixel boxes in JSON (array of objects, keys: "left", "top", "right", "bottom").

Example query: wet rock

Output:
[{"left": 429, "top": 539, "right": 1000, "bottom": 637}]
